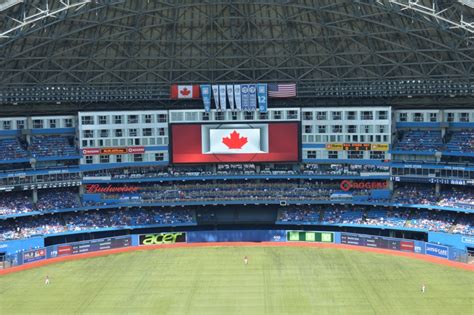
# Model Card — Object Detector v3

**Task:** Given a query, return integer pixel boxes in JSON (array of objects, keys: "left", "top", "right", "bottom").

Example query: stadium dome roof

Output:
[{"left": 0, "top": 0, "right": 472, "bottom": 107}]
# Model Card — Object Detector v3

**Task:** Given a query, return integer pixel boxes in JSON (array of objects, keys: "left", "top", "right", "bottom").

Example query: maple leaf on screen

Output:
[
  {"left": 222, "top": 130, "right": 248, "bottom": 149},
  {"left": 180, "top": 87, "right": 191, "bottom": 96}
]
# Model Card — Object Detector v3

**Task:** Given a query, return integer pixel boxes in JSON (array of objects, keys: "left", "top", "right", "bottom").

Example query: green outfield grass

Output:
[{"left": 0, "top": 247, "right": 473, "bottom": 314}]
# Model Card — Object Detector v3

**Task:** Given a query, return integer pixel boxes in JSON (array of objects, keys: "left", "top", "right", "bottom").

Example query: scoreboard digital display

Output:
[
  {"left": 341, "top": 233, "right": 414, "bottom": 252},
  {"left": 287, "top": 231, "right": 334, "bottom": 243},
  {"left": 70, "top": 237, "right": 131, "bottom": 255}
]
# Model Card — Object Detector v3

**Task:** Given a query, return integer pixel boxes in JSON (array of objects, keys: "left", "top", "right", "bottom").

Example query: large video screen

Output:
[{"left": 171, "top": 122, "right": 300, "bottom": 163}]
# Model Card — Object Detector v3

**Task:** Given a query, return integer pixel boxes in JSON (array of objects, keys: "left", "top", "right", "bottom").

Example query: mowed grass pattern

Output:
[{"left": 0, "top": 247, "right": 473, "bottom": 314}]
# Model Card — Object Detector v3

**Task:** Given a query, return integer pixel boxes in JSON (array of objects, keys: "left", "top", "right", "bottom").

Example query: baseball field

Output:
[{"left": 1, "top": 246, "right": 473, "bottom": 314}]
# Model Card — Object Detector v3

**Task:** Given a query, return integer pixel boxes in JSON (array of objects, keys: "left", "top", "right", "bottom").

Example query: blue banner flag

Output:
[
  {"left": 257, "top": 83, "right": 267, "bottom": 112},
  {"left": 248, "top": 84, "right": 257, "bottom": 110},
  {"left": 200, "top": 85, "right": 212, "bottom": 112},
  {"left": 241, "top": 84, "right": 249, "bottom": 110}
]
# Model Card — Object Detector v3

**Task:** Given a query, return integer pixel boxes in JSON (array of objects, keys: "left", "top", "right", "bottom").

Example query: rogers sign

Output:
[
  {"left": 86, "top": 184, "right": 140, "bottom": 194},
  {"left": 340, "top": 180, "right": 387, "bottom": 191}
]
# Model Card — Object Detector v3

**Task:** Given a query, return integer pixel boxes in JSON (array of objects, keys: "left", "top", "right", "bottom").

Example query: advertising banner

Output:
[
  {"left": 234, "top": 84, "right": 242, "bottom": 110},
  {"left": 257, "top": 83, "right": 268, "bottom": 112},
  {"left": 139, "top": 232, "right": 187, "bottom": 245},
  {"left": 241, "top": 84, "right": 249, "bottom": 110},
  {"left": 248, "top": 84, "right": 257, "bottom": 110},
  {"left": 371, "top": 144, "right": 389, "bottom": 151},
  {"left": 57, "top": 245, "right": 73, "bottom": 257},
  {"left": 226, "top": 85, "right": 235, "bottom": 110},
  {"left": 22, "top": 248, "right": 46, "bottom": 263},
  {"left": 211, "top": 85, "right": 220, "bottom": 110},
  {"left": 325, "top": 143, "right": 343, "bottom": 151},
  {"left": 200, "top": 85, "right": 212, "bottom": 112},
  {"left": 425, "top": 243, "right": 449, "bottom": 259},
  {"left": 219, "top": 85, "right": 227, "bottom": 110},
  {"left": 171, "top": 122, "right": 299, "bottom": 163},
  {"left": 82, "top": 147, "right": 145, "bottom": 156}
]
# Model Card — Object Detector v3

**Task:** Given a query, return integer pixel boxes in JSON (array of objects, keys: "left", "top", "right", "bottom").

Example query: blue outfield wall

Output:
[
  {"left": 0, "top": 237, "right": 44, "bottom": 255},
  {"left": 428, "top": 232, "right": 474, "bottom": 251},
  {"left": 187, "top": 230, "right": 287, "bottom": 243},
  {"left": 0, "top": 230, "right": 470, "bottom": 269}
]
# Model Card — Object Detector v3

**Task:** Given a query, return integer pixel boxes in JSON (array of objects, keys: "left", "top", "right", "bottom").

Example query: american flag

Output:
[{"left": 268, "top": 83, "right": 296, "bottom": 98}]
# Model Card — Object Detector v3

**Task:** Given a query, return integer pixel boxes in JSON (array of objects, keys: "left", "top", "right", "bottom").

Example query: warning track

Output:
[{"left": 1, "top": 242, "right": 473, "bottom": 275}]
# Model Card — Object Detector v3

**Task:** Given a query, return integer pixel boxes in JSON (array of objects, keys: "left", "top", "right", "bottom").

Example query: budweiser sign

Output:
[
  {"left": 86, "top": 184, "right": 140, "bottom": 194},
  {"left": 340, "top": 180, "right": 387, "bottom": 192}
]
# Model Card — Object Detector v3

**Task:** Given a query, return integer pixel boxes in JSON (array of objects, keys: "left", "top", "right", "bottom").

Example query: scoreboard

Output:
[
  {"left": 287, "top": 231, "right": 334, "bottom": 243},
  {"left": 341, "top": 233, "right": 414, "bottom": 252}
]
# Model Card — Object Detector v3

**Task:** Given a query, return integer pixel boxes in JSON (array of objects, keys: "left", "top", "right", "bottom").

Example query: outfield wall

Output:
[{"left": 0, "top": 229, "right": 469, "bottom": 270}]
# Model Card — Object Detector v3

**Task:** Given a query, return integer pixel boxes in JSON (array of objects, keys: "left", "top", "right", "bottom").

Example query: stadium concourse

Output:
[{"left": 0, "top": 0, "right": 473, "bottom": 313}]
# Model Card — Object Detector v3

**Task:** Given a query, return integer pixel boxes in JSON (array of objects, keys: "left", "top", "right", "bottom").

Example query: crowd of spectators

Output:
[
  {"left": 0, "top": 208, "right": 195, "bottom": 241},
  {"left": 30, "top": 135, "right": 78, "bottom": 158},
  {"left": 0, "top": 188, "right": 80, "bottom": 216},
  {"left": 394, "top": 130, "right": 443, "bottom": 152},
  {"left": 89, "top": 181, "right": 373, "bottom": 205},
  {"left": 393, "top": 185, "right": 474, "bottom": 209},
  {"left": 36, "top": 188, "right": 81, "bottom": 210},
  {"left": 445, "top": 130, "right": 474, "bottom": 153},
  {"left": 303, "top": 164, "right": 390, "bottom": 176},
  {"left": 0, "top": 138, "right": 28, "bottom": 161},
  {"left": 277, "top": 206, "right": 473, "bottom": 235},
  {"left": 405, "top": 211, "right": 456, "bottom": 233},
  {"left": 0, "top": 192, "right": 33, "bottom": 215},
  {"left": 84, "top": 163, "right": 393, "bottom": 180}
]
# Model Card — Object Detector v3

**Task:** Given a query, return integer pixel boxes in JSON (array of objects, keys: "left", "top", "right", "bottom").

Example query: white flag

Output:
[
  {"left": 227, "top": 85, "right": 235, "bottom": 109},
  {"left": 234, "top": 84, "right": 242, "bottom": 110},
  {"left": 219, "top": 85, "right": 227, "bottom": 110},
  {"left": 211, "top": 85, "right": 219, "bottom": 110}
]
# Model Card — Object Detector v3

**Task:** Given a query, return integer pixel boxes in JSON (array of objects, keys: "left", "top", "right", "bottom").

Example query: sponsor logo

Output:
[
  {"left": 425, "top": 243, "right": 449, "bottom": 259},
  {"left": 86, "top": 184, "right": 140, "bottom": 194},
  {"left": 340, "top": 180, "right": 387, "bottom": 191},
  {"left": 139, "top": 232, "right": 186, "bottom": 245},
  {"left": 461, "top": 236, "right": 474, "bottom": 244}
]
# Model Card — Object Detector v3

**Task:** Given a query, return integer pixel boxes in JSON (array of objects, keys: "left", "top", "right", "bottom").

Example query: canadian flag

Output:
[
  {"left": 206, "top": 128, "right": 266, "bottom": 154},
  {"left": 170, "top": 84, "right": 201, "bottom": 99}
]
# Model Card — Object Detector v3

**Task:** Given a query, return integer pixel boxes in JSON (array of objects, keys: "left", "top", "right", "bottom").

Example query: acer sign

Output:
[
  {"left": 171, "top": 123, "right": 299, "bottom": 163},
  {"left": 340, "top": 180, "right": 388, "bottom": 192},
  {"left": 86, "top": 184, "right": 140, "bottom": 194}
]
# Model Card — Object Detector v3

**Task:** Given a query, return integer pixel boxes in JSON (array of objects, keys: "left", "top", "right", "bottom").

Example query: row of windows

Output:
[
  {"left": 303, "top": 124, "right": 388, "bottom": 134},
  {"left": 302, "top": 110, "right": 388, "bottom": 121},
  {"left": 303, "top": 134, "right": 389, "bottom": 143},
  {"left": 170, "top": 110, "right": 299, "bottom": 122},
  {"left": 305, "top": 150, "right": 387, "bottom": 160},
  {"left": 84, "top": 153, "right": 165, "bottom": 164},
  {"left": 82, "top": 128, "right": 167, "bottom": 138},
  {"left": 398, "top": 112, "right": 472, "bottom": 122},
  {"left": 392, "top": 167, "right": 474, "bottom": 179},
  {"left": 81, "top": 114, "right": 167, "bottom": 125},
  {"left": 1, "top": 119, "right": 73, "bottom": 130},
  {"left": 81, "top": 137, "right": 168, "bottom": 147}
]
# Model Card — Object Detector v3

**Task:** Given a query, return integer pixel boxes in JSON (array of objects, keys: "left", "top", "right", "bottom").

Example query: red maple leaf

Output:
[
  {"left": 222, "top": 130, "right": 248, "bottom": 149},
  {"left": 180, "top": 87, "right": 191, "bottom": 96}
]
